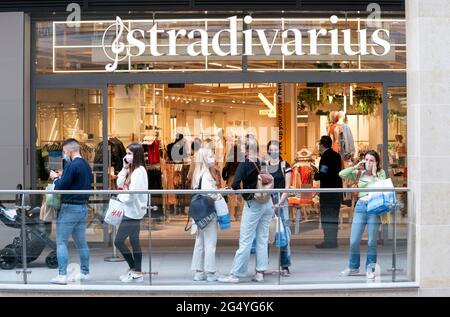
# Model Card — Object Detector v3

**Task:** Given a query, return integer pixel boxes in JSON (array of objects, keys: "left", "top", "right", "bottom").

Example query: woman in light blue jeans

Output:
[
  {"left": 219, "top": 199, "right": 273, "bottom": 283},
  {"left": 219, "top": 139, "right": 274, "bottom": 283},
  {"left": 339, "top": 150, "right": 386, "bottom": 279}
]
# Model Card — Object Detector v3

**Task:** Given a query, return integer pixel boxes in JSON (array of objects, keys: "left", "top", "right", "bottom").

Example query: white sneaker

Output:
[
  {"left": 252, "top": 272, "right": 264, "bottom": 283},
  {"left": 119, "top": 270, "right": 132, "bottom": 281},
  {"left": 340, "top": 268, "right": 360, "bottom": 276},
  {"left": 206, "top": 272, "right": 219, "bottom": 282},
  {"left": 120, "top": 271, "right": 144, "bottom": 283},
  {"left": 193, "top": 271, "right": 206, "bottom": 281},
  {"left": 218, "top": 275, "right": 239, "bottom": 283},
  {"left": 51, "top": 275, "right": 67, "bottom": 285},
  {"left": 366, "top": 271, "right": 376, "bottom": 279},
  {"left": 68, "top": 273, "right": 90, "bottom": 283}
]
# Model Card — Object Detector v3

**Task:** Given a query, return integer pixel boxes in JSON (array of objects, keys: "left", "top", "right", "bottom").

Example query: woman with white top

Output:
[
  {"left": 115, "top": 143, "right": 148, "bottom": 283},
  {"left": 191, "top": 147, "right": 226, "bottom": 282}
]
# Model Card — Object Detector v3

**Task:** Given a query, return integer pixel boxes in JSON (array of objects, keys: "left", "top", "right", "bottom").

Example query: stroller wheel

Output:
[
  {"left": 45, "top": 251, "right": 58, "bottom": 269},
  {"left": 0, "top": 248, "right": 19, "bottom": 270}
]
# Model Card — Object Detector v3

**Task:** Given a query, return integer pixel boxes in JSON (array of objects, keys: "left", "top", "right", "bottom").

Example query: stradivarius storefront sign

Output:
[{"left": 101, "top": 15, "right": 391, "bottom": 72}]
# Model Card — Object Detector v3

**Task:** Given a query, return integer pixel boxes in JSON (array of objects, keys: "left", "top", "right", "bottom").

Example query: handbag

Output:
[
  {"left": 45, "top": 183, "right": 61, "bottom": 210},
  {"left": 188, "top": 176, "right": 216, "bottom": 230},
  {"left": 367, "top": 178, "right": 396, "bottom": 216},
  {"left": 104, "top": 197, "right": 125, "bottom": 226},
  {"left": 252, "top": 161, "right": 274, "bottom": 203}
]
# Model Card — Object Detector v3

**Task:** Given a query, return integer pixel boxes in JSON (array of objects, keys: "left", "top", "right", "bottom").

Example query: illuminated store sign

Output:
[{"left": 52, "top": 15, "right": 401, "bottom": 73}]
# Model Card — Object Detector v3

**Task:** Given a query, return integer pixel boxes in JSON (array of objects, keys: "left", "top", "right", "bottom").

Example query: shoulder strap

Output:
[
  {"left": 252, "top": 160, "right": 260, "bottom": 174},
  {"left": 279, "top": 160, "right": 286, "bottom": 177},
  {"left": 355, "top": 169, "right": 363, "bottom": 186},
  {"left": 198, "top": 175, "right": 203, "bottom": 189}
]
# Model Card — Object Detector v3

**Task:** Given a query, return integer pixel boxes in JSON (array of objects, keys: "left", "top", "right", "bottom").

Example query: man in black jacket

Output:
[{"left": 314, "top": 136, "right": 343, "bottom": 248}]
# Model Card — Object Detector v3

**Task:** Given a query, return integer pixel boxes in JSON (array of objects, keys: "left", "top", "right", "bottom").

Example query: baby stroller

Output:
[{"left": 0, "top": 186, "right": 57, "bottom": 270}]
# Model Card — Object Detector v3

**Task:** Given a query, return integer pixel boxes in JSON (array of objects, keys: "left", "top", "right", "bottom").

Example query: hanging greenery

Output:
[
  {"left": 124, "top": 84, "right": 148, "bottom": 96},
  {"left": 353, "top": 89, "right": 382, "bottom": 115},
  {"left": 297, "top": 86, "right": 329, "bottom": 112}
]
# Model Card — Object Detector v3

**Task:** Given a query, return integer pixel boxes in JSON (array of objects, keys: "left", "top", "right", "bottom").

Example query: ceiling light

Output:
[{"left": 258, "top": 93, "right": 275, "bottom": 111}]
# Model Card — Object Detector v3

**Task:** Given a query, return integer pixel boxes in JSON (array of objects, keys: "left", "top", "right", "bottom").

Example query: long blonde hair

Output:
[{"left": 192, "top": 147, "right": 212, "bottom": 189}]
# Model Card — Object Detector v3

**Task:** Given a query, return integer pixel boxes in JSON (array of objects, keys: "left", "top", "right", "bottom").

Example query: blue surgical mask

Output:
[
  {"left": 269, "top": 151, "right": 279, "bottom": 159},
  {"left": 63, "top": 153, "right": 71, "bottom": 163}
]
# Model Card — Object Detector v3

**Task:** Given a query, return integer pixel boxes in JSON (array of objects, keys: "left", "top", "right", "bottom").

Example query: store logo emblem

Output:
[{"left": 102, "top": 15, "right": 392, "bottom": 72}]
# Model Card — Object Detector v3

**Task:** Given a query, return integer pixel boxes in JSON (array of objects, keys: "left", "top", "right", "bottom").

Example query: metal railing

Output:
[{"left": 0, "top": 187, "right": 410, "bottom": 287}]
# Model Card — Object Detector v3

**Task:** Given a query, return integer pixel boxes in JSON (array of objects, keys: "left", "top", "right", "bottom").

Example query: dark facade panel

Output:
[{"left": 0, "top": 0, "right": 405, "bottom": 13}]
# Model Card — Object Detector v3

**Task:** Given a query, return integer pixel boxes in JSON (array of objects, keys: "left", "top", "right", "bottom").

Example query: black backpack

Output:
[{"left": 185, "top": 176, "right": 216, "bottom": 230}]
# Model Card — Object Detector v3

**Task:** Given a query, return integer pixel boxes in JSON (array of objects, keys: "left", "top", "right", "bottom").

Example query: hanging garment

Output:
[
  {"left": 339, "top": 124, "right": 355, "bottom": 160},
  {"left": 147, "top": 140, "right": 161, "bottom": 164}
]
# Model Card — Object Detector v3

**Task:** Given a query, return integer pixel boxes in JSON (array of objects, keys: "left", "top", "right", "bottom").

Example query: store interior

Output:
[{"left": 35, "top": 82, "right": 407, "bottom": 242}]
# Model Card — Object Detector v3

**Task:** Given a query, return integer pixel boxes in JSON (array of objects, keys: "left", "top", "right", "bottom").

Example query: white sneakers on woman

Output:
[
  {"left": 193, "top": 271, "right": 219, "bottom": 282},
  {"left": 120, "top": 270, "right": 144, "bottom": 283}
]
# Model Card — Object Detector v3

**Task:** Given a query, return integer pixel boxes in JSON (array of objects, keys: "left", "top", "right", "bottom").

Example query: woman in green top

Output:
[{"left": 339, "top": 150, "right": 386, "bottom": 280}]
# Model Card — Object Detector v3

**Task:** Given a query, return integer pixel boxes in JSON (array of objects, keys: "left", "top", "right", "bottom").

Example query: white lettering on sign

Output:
[{"left": 100, "top": 15, "right": 391, "bottom": 72}]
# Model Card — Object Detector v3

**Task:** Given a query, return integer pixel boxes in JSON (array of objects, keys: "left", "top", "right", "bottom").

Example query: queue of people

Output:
[{"left": 49, "top": 136, "right": 386, "bottom": 284}]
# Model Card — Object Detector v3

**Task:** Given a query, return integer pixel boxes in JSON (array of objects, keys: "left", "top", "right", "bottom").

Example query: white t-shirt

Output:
[{"left": 117, "top": 166, "right": 149, "bottom": 219}]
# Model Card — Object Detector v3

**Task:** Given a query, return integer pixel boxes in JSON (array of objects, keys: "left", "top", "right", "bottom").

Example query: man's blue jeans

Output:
[
  {"left": 348, "top": 199, "right": 380, "bottom": 270},
  {"left": 56, "top": 203, "right": 90, "bottom": 275},
  {"left": 272, "top": 195, "right": 291, "bottom": 268}
]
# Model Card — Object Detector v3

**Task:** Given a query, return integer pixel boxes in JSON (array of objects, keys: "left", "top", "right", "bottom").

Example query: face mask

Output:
[
  {"left": 63, "top": 153, "right": 71, "bottom": 163},
  {"left": 207, "top": 157, "right": 215, "bottom": 168},
  {"left": 269, "top": 151, "right": 279, "bottom": 159},
  {"left": 365, "top": 162, "right": 372, "bottom": 171},
  {"left": 125, "top": 154, "right": 133, "bottom": 164}
]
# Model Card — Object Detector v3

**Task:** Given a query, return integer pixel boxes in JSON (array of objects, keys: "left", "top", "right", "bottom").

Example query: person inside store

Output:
[
  {"left": 266, "top": 140, "right": 293, "bottom": 276},
  {"left": 115, "top": 143, "right": 148, "bottom": 283},
  {"left": 314, "top": 135, "right": 343, "bottom": 249},
  {"left": 49, "top": 138, "right": 93, "bottom": 285},
  {"left": 218, "top": 139, "right": 273, "bottom": 283},
  {"left": 190, "top": 146, "right": 227, "bottom": 282},
  {"left": 339, "top": 150, "right": 386, "bottom": 280},
  {"left": 222, "top": 142, "right": 245, "bottom": 221}
]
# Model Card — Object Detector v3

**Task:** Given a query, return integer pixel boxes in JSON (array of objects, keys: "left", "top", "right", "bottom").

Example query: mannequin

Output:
[
  {"left": 336, "top": 111, "right": 355, "bottom": 162},
  {"left": 328, "top": 111, "right": 340, "bottom": 153}
]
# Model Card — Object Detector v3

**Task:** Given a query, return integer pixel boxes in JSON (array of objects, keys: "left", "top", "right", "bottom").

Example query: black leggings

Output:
[{"left": 114, "top": 216, "right": 142, "bottom": 272}]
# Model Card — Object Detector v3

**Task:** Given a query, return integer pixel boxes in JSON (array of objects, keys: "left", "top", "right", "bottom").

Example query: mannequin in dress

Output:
[{"left": 328, "top": 111, "right": 340, "bottom": 153}]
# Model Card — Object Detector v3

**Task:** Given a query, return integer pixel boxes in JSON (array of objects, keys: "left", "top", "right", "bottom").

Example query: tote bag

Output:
[
  {"left": 45, "top": 183, "right": 61, "bottom": 210},
  {"left": 215, "top": 197, "right": 231, "bottom": 230},
  {"left": 104, "top": 197, "right": 125, "bottom": 226},
  {"left": 367, "top": 178, "right": 397, "bottom": 216}
]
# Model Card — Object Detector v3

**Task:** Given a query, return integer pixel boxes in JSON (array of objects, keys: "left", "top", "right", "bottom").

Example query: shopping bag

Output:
[
  {"left": 39, "top": 201, "right": 57, "bottom": 222},
  {"left": 273, "top": 215, "right": 287, "bottom": 248},
  {"left": 104, "top": 197, "right": 125, "bottom": 226},
  {"left": 45, "top": 183, "right": 61, "bottom": 210},
  {"left": 215, "top": 197, "right": 231, "bottom": 230},
  {"left": 367, "top": 178, "right": 396, "bottom": 216}
]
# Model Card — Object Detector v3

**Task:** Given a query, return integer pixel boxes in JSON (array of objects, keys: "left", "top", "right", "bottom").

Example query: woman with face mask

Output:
[
  {"left": 338, "top": 150, "right": 386, "bottom": 280},
  {"left": 115, "top": 143, "right": 148, "bottom": 283},
  {"left": 191, "top": 146, "right": 226, "bottom": 282},
  {"left": 266, "top": 140, "right": 292, "bottom": 276}
]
